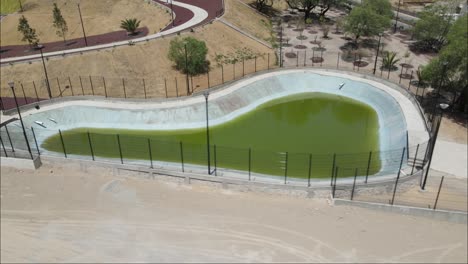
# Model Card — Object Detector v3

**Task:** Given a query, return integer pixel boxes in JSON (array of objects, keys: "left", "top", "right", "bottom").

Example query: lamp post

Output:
[
  {"left": 421, "top": 103, "right": 449, "bottom": 190},
  {"left": 394, "top": 0, "right": 402, "bottom": 33},
  {"left": 204, "top": 91, "right": 211, "bottom": 175},
  {"left": 373, "top": 33, "right": 383, "bottom": 75},
  {"left": 8, "top": 82, "right": 34, "bottom": 160},
  {"left": 77, "top": 3, "right": 88, "bottom": 46},
  {"left": 38, "top": 45, "right": 52, "bottom": 98}
]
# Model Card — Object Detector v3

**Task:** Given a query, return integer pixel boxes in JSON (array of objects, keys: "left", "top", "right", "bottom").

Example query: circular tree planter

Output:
[
  {"left": 285, "top": 52, "right": 297, "bottom": 58},
  {"left": 410, "top": 80, "right": 429, "bottom": 88},
  {"left": 311, "top": 57, "right": 324, "bottom": 63},
  {"left": 294, "top": 45, "right": 307, "bottom": 49},
  {"left": 293, "top": 28, "right": 304, "bottom": 32},
  {"left": 308, "top": 30, "right": 318, "bottom": 34},
  {"left": 282, "top": 43, "right": 292, "bottom": 47},
  {"left": 296, "top": 35, "right": 308, "bottom": 40},
  {"left": 310, "top": 40, "right": 321, "bottom": 45},
  {"left": 399, "top": 73, "right": 413, "bottom": 79},
  {"left": 312, "top": 47, "right": 326, "bottom": 52},
  {"left": 353, "top": 60, "right": 369, "bottom": 67},
  {"left": 400, "top": 63, "right": 414, "bottom": 69}
]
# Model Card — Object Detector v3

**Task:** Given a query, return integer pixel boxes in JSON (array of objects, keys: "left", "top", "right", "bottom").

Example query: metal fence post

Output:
[
  {"left": 320, "top": 50, "right": 323, "bottom": 67},
  {"left": 408, "top": 70, "right": 413, "bottom": 90},
  {"left": 411, "top": 144, "right": 420, "bottom": 175},
  {"left": 254, "top": 56, "right": 257, "bottom": 72},
  {"left": 391, "top": 147, "right": 406, "bottom": 205},
  {"left": 79, "top": 76, "right": 84, "bottom": 95},
  {"left": 267, "top": 53, "right": 270, "bottom": 70},
  {"left": 433, "top": 176, "right": 445, "bottom": 210},
  {"left": 304, "top": 50, "right": 307, "bottom": 66},
  {"left": 180, "top": 141, "right": 184, "bottom": 172},
  {"left": 103, "top": 77, "right": 107, "bottom": 98},
  {"left": 33, "top": 81, "right": 40, "bottom": 102},
  {"left": 307, "top": 154, "right": 312, "bottom": 187},
  {"left": 87, "top": 131, "right": 94, "bottom": 161},
  {"left": 68, "top": 77, "right": 74, "bottom": 96},
  {"left": 175, "top": 77, "right": 179, "bottom": 97},
  {"left": 58, "top": 129, "right": 67, "bottom": 158},
  {"left": 89, "top": 76, "right": 94, "bottom": 96},
  {"left": 330, "top": 153, "right": 336, "bottom": 186},
  {"left": 399, "top": 66, "right": 403, "bottom": 84},
  {"left": 207, "top": 71, "right": 210, "bottom": 88},
  {"left": 365, "top": 151, "right": 372, "bottom": 183},
  {"left": 337, "top": 52, "right": 340, "bottom": 69},
  {"left": 56, "top": 78, "right": 62, "bottom": 97},
  {"left": 0, "top": 136, "right": 7, "bottom": 157},
  {"left": 143, "top": 78, "right": 147, "bottom": 99},
  {"left": 242, "top": 59, "right": 245, "bottom": 76},
  {"left": 248, "top": 147, "right": 251, "bottom": 181},
  {"left": 20, "top": 83, "right": 28, "bottom": 104},
  {"left": 351, "top": 168, "right": 358, "bottom": 200},
  {"left": 117, "top": 134, "right": 123, "bottom": 164},
  {"left": 31, "top": 127, "right": 40, "bottom": 155},
  {"left": 148, "top": 138, "right": 153, "bottom": 169},
  {"left": 332, "top": 166, "right": 339, "bottom": 198},
  {"left": 296, "top": 51, "right": 299, "bottom": 67},
  {"left": 4, "top": 125, "right": 15, "bottom": 153},
  {"left": 284, "top": 151, "right": 288, "bottom": 184},
  {"left": 164, "top": 78, "right": 168, "bottom": 98},
  {"left": 233, "top": 62, "right": 235, "bottom": 79},
  {"left": 214, "top": 144, "right": 217, "bottom": 176},
  {"left": 221, "top": 65, "right": 224, "bottom": 83},
  {"left": 122, "top": 78, "right": 127, "bottom": 98},
  {"left": 406, "top": 131, "right": 410, "bottom": 159}
]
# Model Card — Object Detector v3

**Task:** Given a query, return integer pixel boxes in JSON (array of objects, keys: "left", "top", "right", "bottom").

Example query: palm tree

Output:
[
  {"left": 382, "top": 51, "right": 400, "bottom": 71},
  {"left": 120, "top": 18, "right": 141, "bottom": 35}
]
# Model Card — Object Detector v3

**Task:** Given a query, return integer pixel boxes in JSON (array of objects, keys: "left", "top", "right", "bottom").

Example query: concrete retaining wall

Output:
[
  {"left": 334, "top": 199, "right": 467, "bottom": 224},
  {"left": 0, "top": 156, "right": 42, "bottom": 170}
]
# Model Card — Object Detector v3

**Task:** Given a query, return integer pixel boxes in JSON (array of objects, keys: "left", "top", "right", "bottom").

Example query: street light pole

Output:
[
  {"left": 77, "top": 3, "right": 88, "bottom": 46},
  {"left": 204, "top": 91, "right": 211, "bottom": 175},
  {"left": 39, "top": 46, "right": 52, "bottom": 98},
  {"left": 373, "top": 33, "right": 383, "bottom": 75},
  {"left": 421, "top": 103, "right": 449, "bottom": 190},
  {"left": 432, "top": 61, "right": 448, "bottom": 121},
  {"left": 394, "top": 0, "right": 401, "bottom": 33},
  {"left": 8, "top": 82, "right": 34, "bottom": 160}
]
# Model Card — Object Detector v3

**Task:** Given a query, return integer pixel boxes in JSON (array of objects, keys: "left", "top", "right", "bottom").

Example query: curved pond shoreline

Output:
[{"left": 2, "top": 69, "right": 430, "bottom": 178}]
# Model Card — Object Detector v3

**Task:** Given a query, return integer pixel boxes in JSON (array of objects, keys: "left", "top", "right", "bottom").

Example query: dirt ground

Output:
[
  {"left": 0, "top": 0, "right": 171, "bottom": 46},
  {"left": 0, "top": 163, "right": 466, "bottom": 263},
  {"left": 223, "top": 0, "right": 274, "bottom": 43},
  {"left": 0, "top": 20, "right": 273, "bottom": 96}
]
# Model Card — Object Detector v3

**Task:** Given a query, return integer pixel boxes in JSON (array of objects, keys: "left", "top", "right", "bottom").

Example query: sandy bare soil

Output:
[
  {"left": 0, "top": 0, "right": 171, "bottom": 46},
  {"left": 1, "top": 163, "right": 467, "bottom": 263}
]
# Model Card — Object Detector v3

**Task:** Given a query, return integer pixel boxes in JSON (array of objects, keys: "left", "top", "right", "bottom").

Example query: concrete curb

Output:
[{"left": 334, "top": 198, "right": 467, "bottom": 224}]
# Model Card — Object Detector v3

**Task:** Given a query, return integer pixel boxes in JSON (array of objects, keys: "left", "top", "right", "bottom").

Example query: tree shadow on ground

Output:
[{"left": 246, "top": 2, "right": 281, "bottom": 17}]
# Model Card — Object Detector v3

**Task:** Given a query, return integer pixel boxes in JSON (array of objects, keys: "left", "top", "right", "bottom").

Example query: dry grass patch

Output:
[
  {"left": 0, "top": 0, "right": 171, "bottom": 46},
  {"left": 223, "top": 0, "right": 274, "bottom": 43},
  {"left": 1, "top": 22, "right": 274, "bottom": 98}
]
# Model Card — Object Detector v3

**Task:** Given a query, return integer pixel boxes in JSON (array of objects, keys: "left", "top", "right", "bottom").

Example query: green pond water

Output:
[{"left": 43, "top": 92, "right": 382, "bottom": 178}]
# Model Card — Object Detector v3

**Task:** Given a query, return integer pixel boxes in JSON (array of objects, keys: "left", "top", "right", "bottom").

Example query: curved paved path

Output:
[{"left": 0, "top": 0, "right": 223, "bottom": 63}]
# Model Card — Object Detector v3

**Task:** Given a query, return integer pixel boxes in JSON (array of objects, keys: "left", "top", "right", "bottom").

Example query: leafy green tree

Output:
[
  {"left": 344, "top": 5, "right": 391, "bottom": 44},
  {"left": 317, "top": 0, "right": 350, "bottom": 19},
  {"left": 411, "top": 4, "right": 456, "bottom": 52},
  {"left": 255, "top": 0, "right": 276, "bottom": 12},
  {"left": 17, "top": 15, "right": 39, "bottom": 47},
  {"left": 168, "top": 37, "right": 209, "bottom": 75},
  {"left": 120, "top": 18, "right": 141, "bottom": 35},
  {"left": 361, "top": 0, "right": 393, "bottom": 18},
  {"left": 285, "top": 0, "right": 319, "bottom": 21},
  {"left": 421, "top": 14, "right": 467, "bottom": 112},
  {"left": 52, "top": 3, "right": 68, "bottom": 43}
]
